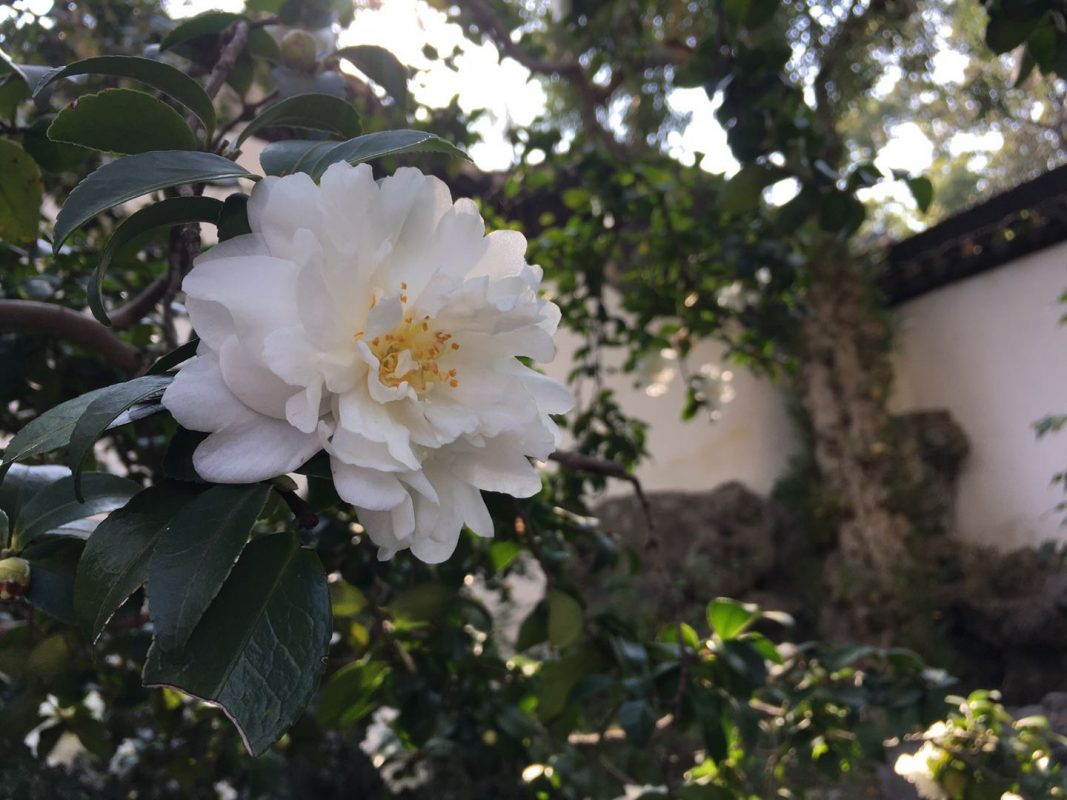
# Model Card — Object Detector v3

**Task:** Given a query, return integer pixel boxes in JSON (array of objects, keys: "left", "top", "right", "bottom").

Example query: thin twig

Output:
[
  {"left": 0, "top": 299, "right": 144, "bottom": 375},
  {"left": 547, "top": 449, "right": 657, "bottom": 544}
]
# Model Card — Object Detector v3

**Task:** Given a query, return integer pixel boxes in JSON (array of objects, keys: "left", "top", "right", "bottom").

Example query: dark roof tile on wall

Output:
[{"left": 885, "top": 164, "right": 1067, "bottom": 305}]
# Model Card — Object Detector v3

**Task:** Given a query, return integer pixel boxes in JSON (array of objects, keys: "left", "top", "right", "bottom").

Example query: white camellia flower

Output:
[{"left": 163, "top": 163, "right": 573, "bottom": 562}]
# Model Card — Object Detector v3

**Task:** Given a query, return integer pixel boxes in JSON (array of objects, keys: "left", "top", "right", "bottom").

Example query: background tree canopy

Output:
[{"left": 1, "top": 0, "right": 1066, "bottom": 798}]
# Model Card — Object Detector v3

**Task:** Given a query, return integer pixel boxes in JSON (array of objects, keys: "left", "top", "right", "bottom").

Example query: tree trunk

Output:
[{"left": 792, "top": 242, "right": 915, "bottom": 640}]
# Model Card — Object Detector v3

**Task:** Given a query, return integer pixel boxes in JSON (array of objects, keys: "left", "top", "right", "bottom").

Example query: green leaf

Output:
[
  {"left": 48, "top": 88, "right": 198, "bottom": 155},
  {"left": 0, "top": 508, "right": 8, "bottom": 549},
  {"left": 259, "top": 139, "right": 339, "bottom": 176},
  {"left": 335, "top": 45, "right": 409, "bottom": 114},
  {"left": 0, "top": 75, "right": 29, "bottom": 120},
  {"left": 318, "top": 657, "right": 389, "bottom": 728},
  {"left": 905, "top": 176, "right": 934, "bottom": 214},
  {"left": 161, "top": 11, "right": 240, "bottom": 50},
  {"left": 217, "top": 193, "right": 251, "bottom": 241},
  {"left": 721, "top": 163, "right": 785, "bottom": 213},
  {"left": 260, "top": 130, "right": 470, "bottom": 178},
  {"left": 707, "top": 597, "right": 759, "bottom": 641},
  {"left": 516, "top": 605, "right": 548, "bottom": 651},
  {"left": 32, "top": 56, "right": 216, "bottom": 140},
  {"left": 985, "top": 11, "right": 1042, "bottom": 54},
  {"left": 618, "top": 699, "right": 656, "bottom": 746},
  {"left": 74, "top": 483, "right": 199, "bottom": 642},
  {"left": 22, "top": 536, "right": 85, "bottom": 624},
  {"left": 720, "top": 639, "right": 769, "bottom": 686},
  {"left": 819, "top": 189, "right": 866, "bottom": 234},
  {"left": 235, "top": 93, "right": 361, "bottom": 148},
  {"left": 21, "top": 117, "right": 90, "bottom": 173},
  {"left": 0, "top": 465, "right": 71, "bottom": 530},
  {"left": 146, "top": 339, "right": 199, "bottom": 375},
  {"left": 329, "top": 579, "right": 366, "bottom": 618},
  {"left": 388, "top": 582, "right": 450, "bottom": 624},
  {"left": 537, "top": 646, "right": 603, "bottom": 720},
  {"left": 91, "top": 196, "right": 223, "bottom": 324},
  {"left": 0, "top": 389, "right": 108, "bottom": 477},
  {"left": 13, "top": 473, "right": 139, "bottom": 548},
  {"left": 143, "top": 533, "right": 330, "bottom": 756},
  {"left": 0, "top": 139, "right": 43, "bottom": 244},
  {"left": 148, "top": 482, "right": 270, "bottom": 655},
  {"left": 488, "top": 540, "right": 521, "bottom": 572},
  {"left": 547, "top": 589, "right": 583, "bottom": 649},
  {"left": 52, "top": 150, "right": 250, "bottom": 252},
  {"left": 67, "top": 375, "right": 173, "bottom": 500}
]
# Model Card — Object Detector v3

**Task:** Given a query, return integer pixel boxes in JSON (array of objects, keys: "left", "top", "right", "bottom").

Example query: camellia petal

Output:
[{"left": 163, "top": 162, "right": 573, "bottom": 562}]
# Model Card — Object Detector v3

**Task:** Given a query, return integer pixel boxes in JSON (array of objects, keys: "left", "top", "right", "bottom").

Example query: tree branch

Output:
[
  {"left": 0, "top": 300, "right": 144, "bottom": 376},
  {"left": 454, "top": 0, "right": 640, "bottom": 160},
  {"left": 548, "top": 449, "right": 657, "bottom": 543},
  {"left": 203, "top": 20, "right": 250, "bottom": 101}
]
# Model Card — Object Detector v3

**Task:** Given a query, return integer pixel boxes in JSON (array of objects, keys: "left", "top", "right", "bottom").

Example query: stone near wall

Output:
[{"left": 589, "top": 481, "right": 807, "bottom": 628}]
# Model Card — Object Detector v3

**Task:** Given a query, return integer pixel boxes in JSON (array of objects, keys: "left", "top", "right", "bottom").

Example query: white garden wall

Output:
[{"left": 546, "top": 241, "right": 1067, "bottom": 552}]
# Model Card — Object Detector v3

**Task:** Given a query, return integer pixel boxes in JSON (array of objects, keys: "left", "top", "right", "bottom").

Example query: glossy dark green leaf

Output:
[
  {"left": 259, "top": 138, "right": 338, "bottom": 176},
  {"left": 547, "top": 589, "right": 583, "bottom": 649},
  {"left": 146, "top": 338, "right": 200, "bottom": 375},
  {"left": 67, "top": 375, "right": 173, "bottom": 500},
  {"left": 33, "top": 56, "right": 217, "bottom": 140},
  {"left": 22, "top": 536, "right": 85, "bottom": 624},
  {"left": 91, "top": 196, "right": 223, "bottom": 324},
  {"left": 74, "top": 483, "right": 200, "bottom": 642},
  {"left": 148, "top": 482, "right": 270, "bottom": 654},
  {"left": 707, "top": 597, "right": 759, "bottom": 641},
  {"left": 48, "top": 89, "right": 198, "bottom": 155},
  {"left": 161, "top": 11, "right": 241, "bottom": 50},
  {"left": 260, "top": 130, "right": 469, "bottom": 178},
  {"left": 306, "top": 130, "right": 470, "bottom": 179},
  {"left": 13, "top": 472, "right": 139, "bottom": 548},
  {"left": 235, "top": 93, "right": 361, "bottom": 148},
  {"left": 335, "top": 45, "right": 409, "bottom": 113},
  {"left": 0, "top": 464, "right": 71, "bottom": 530},
  {"left": 217, "top": 193, "right": 251, "bottom": 241},
  {"left": 0, "top": 139, "right": 43, "bottom": 244},
  {"left": 21, "top": 116, "right": 90, "bottom": 173},
  {"left": 0, "top": 389, "right": 105, "bottom": 478},
  {"left": 52, "top": 150, "right": 250, "bottom": 252},
  {"left": 161, "top": 427, "right": 209, "bottom": 483},
  {"left": 906, "top": 176, "right": 934, "bottom": 214},
  {"left": 0, "top": 508, "right": 8, "bottom": 549},
  {"left": 143, "top": 533, "right": 330, "bottom": 756},
  {"left": 0, "top": 75, "right": 29, "bottom": 120}
]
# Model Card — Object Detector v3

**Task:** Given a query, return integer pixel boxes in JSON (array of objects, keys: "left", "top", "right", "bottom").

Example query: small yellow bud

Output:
[{"left": 0, "top": 557, "right": 30, "bottom": 601}]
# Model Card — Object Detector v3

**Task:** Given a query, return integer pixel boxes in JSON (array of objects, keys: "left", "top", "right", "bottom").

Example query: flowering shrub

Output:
[{"left": 895, "top": 690, "right": 1067, "bottom": 800}]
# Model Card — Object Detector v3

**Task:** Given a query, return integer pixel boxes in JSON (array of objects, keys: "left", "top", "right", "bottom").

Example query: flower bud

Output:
[
  {"left": 281, "top": 30, "right": 319, "bottom": 73},
  {"left": 0, "top": 557, "right": 30, "bottom": 601}
]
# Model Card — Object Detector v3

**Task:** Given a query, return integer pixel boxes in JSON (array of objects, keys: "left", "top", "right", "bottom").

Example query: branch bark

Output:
[
  {"left": 548, "top": 449, "right": 656, "bottom": 542},
  {"left": 0, "top": 300, "right": 144, "bottom": 376},
  {"left": 453, "top": 0, "right": 641, "bottom": 160}
]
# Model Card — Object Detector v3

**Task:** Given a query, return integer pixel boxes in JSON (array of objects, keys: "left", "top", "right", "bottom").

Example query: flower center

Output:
[{"left": 355, "top": 289, "right": 461, "bottom": 394}]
